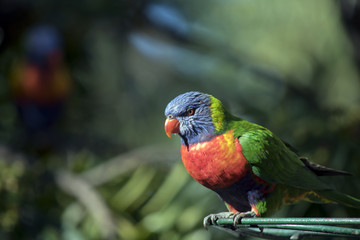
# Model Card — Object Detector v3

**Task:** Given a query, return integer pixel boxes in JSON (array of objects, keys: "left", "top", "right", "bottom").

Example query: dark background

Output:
[{"left": 0, "top": 0, "right": 360, "bottom": 239}]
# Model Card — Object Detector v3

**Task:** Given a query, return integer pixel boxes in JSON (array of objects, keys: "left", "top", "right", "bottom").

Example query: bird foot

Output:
[
  {"left": 233, "top": 211, "right": 257, "bottom": 226},
  {"left": 203, "top": 211, "right": 256, "bottom": 229}
]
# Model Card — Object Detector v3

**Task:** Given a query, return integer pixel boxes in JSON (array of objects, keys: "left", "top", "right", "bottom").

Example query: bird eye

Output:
[
  {"left": 186, "top": 108, "right": 195, "bottom": 116},
  {"left": 168, "top": 114, "right": 174, "bottom": 119}
]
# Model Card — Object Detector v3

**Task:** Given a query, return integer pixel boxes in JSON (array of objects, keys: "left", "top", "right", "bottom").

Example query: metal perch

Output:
[{"left": 211, "top": 218, "right": 360, "bottom": 239}]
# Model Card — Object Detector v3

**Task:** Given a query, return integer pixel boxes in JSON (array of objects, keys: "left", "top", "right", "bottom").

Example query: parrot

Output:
[
  {"left": 164, "top": 91, "right": 360, "bottom": 227},
  {"left": 9, "top": 25, "right": 71, "bottom": 144}
]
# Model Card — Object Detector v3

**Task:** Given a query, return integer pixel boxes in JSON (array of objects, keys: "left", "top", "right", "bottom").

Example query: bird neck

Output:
[{"left": 179, "top": 124, "right": 216, "bottom": 146}]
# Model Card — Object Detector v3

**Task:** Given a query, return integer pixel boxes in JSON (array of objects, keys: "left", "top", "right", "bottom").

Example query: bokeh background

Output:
[{"left": 0, "top": 0, "right": 360, "bottom": 239}]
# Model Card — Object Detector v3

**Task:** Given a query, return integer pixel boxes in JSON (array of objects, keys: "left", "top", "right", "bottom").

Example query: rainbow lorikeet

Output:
[
  {"left": 10, "top": 25, "right": 71, "bottom": 133},
  {"left": 164, "top": 91, "right": 360, "bottom": 227}
]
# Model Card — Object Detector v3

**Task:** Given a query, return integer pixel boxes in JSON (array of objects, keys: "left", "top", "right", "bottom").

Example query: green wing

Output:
[{"left": 235, "top": 122, "right": 331, "bottom": 191}]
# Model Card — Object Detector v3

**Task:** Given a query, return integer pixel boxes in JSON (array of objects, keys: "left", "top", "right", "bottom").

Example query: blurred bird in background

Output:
[{"left": 9, "top": 25, "right": 71, "bottom": 150}]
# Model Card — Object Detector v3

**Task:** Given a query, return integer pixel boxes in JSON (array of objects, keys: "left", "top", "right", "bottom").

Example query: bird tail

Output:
[{"left": 318, "top": 190, "right": 360, "bottom": 209}]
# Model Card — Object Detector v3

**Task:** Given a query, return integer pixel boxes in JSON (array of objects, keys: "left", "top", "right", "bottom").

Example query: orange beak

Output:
[{"left": 164, "top": 118, "right": 180, "bottom": 138}]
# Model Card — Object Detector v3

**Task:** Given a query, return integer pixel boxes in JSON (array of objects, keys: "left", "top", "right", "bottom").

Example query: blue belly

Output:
[{"left": 213, "top": 172, "right": 273, "bottom": 212}]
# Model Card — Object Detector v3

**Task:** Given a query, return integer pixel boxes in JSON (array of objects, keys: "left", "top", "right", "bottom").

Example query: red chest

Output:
[{"left": 180, "top": 130, "right": 249, "bottom": 189}]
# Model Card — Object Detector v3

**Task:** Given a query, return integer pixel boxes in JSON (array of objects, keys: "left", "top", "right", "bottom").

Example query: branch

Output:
[
  {"left": 80, "top": 144, "right": 179, "bottom": 186},
  {"left": 55, "top": 170, "right": 118, "bottom": 239}
]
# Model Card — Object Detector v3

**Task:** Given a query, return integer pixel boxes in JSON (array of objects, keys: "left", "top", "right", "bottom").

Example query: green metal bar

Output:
[
  {"left": 216, "top": 217, "right": 360, "bottom": 225},
  {"left": 218, "top": 225, "right": 357, "bottom": 239},
  {"left": 235, "top": 224, "right": 360, "bottom": 235},
  {"left": 214, "top": 218, "right": 360, "bottom": 239},
  {"left": 212, "top": 224, "right": 358, "bottom": 239}
]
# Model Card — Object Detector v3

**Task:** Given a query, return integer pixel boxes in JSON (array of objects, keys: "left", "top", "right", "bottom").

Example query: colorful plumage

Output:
[
  {"left": 164, "top": 91, "right": 360, "bottom": 226},
  {"left": 10, "top": 25, "right": 71, "bottom": 135}
]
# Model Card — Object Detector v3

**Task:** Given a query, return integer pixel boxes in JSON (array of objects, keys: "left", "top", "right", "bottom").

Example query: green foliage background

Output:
[{"left": 0, "top": 0, "right": 360, "bottom": 239}]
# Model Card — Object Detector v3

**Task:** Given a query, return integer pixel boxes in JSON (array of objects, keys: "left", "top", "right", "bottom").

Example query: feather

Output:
[{"left": 300, "top": 157, "right": 352, "bottom": 176}]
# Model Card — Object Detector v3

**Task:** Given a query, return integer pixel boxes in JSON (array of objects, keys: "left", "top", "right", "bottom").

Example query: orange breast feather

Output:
[{"left": 180, "top": 130, "right": 249, "bottom": 189}]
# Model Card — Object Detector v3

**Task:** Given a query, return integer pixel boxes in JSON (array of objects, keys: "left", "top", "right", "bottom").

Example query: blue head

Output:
[
  {"left": 164, "top": 91, "right": 216, "bottom": 146},
  {"left": 24, "top": 25, "right": 62, "bottom": 67}
]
